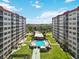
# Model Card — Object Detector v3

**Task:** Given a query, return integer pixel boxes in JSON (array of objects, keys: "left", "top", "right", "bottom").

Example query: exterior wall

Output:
[
  {"left": 0, "top": 8, "right": 3, "bottom": 59},
  {"left": 77, "top": 10, "right": 79, "bottom": 59},
  {"left": 58, "top": 15, "right": 64, "bottom": 44},
  {"left": 52, "top": 17, "right": 57, "bottom": 40},
  {"left": 52, "top": 7, "right": 79, "bottom": 59},
  {"left": 68, "top": 11, "right": 77, "bottom": 58},
  {"left": 3, "top": 11, "right": 12, "bottom": 59},
  {"left": 11, "top": 13, "right": 17, "bottom": 49},
  {"left": 52, "top": 17, "right": 59, "bottom": 42},
  {"left": 0, "top": 6, "right": 26, "bottom": 59}
]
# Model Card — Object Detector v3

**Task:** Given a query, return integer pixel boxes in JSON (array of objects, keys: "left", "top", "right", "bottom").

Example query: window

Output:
[
  {"left": 73, "top": 12, "right": 76, "bottom": 15},
  {"left": 4, "top": 32, "right": 7, "bottom": 35},
  {"left": 69, "top": 40, "right": 72, "bottom": 42},
  {"left": 77, "top": 38, "right": 79, "bottom": 42},
  {"left": 0, "top": 22, "right": 3, "bottom": 26},
  {"left": 4, "top": 37, "right": 7, "bottom": 40},
  {"left": 4, "top": 23, "right": 7, "bottom": 25},
  {"left": 73, "top": 23, "right": 76, "bottom": 25},
  {"left": 73, "top": 37, "right": 76, "bottom": 40},
  {"left": 69, "top": 31, "right": 72, "bottom": 33},
  {"left": 73, "top": 47, "right": 76, "bottom": 50},
  {"left": 77, "top": 22, "right": 79, "bottom": 26},
  {"left": 77, "top": 32, "right": 79, "bottom": 36},
  {"left": 73, "top": 42, "right": 76, "bottom": 45},
  {"left": 73, "top": 32, "right": 76, "bottom": 35},
  {"left": 8, "top": 27, "right": 10, "bottom": 29},
  {"left": 4, "top": 27, "right": 7, "bottom": 30},
  {"left": 69, "top": 35, "right": 72, "bottom": 38},
  {"left": 69, "top": 27, "right": 72, "bottom": 29},
  {"left": 4, "top": 12, "right": 7, "bottom": 15},
  {"left": 69, "top": 18, "right": 72, "bottom": 20},
  {"left": 8, "top": 23, "right": 10, "bottom": 25},
  {"left": 4, "top": 18, "right": 7, "bottom": 20},
  {"left": 0, "top": 33, "right": 3, "bottom": 37},
  {"left": 8, "top": 18, "right": 10, "bottom": 21},
  {"left": 8, "top": 31, "right": 10, "bottom": 34},
  {"left": 8, "top": 14, "right": 11, "bottom": 16},
  {"left": 69, "top": 14, "right": 72, "bottom": 16},
  {"left": 69, "top": 23, "right": 72, "bottom": 25},
  {"left": 73, "top": 18, "right": 76, "bottom": 20},
  {"left": 7, "top": 36, "right": 10, "bottom": 39}
]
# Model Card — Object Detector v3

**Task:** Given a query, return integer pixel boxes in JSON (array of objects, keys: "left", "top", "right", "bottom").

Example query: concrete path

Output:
[{"left": 32, "top": 48, "right": 40, "bottom": 59}]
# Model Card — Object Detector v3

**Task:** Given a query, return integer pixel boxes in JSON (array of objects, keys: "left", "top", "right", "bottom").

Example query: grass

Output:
[
  {"left": 40, "top": 32, "right": 72, "bottom": 59},
  {"left": 12, "top": 32, "right": 72, "bottom": 59},
  {"left": 12, "top": 35, "right": 33, "bottom": 59}
]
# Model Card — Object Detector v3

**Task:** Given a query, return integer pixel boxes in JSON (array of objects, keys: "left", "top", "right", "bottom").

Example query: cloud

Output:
[
  {"left": 65, "top": 0, "right": 75, "bottom": 3},
  {"left": 3, "top": 0, "right": 10, "bottom": 3},
  {"left": 36, "top": 8, "right": 67, "bottom": 19},
  {"left": 0, "top": 2, "right": 23, "bottom": 13},
  {"left": 31, "top": 0, "right": 41, "bottom": 8},
  {"left": 0, "top": 2, "right": 16, "bottom": 11},
  {"left": 32, "top": 4, "right": 41, "bottom": 8},
  {"left": 27, "top": 8, "right": 67, "bottom": 24}
]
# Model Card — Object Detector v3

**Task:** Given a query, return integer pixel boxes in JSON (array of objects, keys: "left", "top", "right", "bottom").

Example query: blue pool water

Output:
[{"left": 36, "top": 40, "right": 45, "bottom": 46}]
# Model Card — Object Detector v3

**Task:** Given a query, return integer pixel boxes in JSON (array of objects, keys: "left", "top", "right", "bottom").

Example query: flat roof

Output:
[{"left": 34, "top": 31, "right": 44, "bottom": 37}]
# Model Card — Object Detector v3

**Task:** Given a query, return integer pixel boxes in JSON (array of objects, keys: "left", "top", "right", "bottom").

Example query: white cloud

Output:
[
  {"left": 31, "top": 0, "right": 41, "bottom": 8},
  {"left": 32, "top": 4, "right": 41, "bottom": 8},
  {"left": 0, "top": 2, "right": 23, "bottom": 13},
  {"left": 0, "top": 2, "right": 15, "bottom": 11},
  {"left": 36, "top": 8, "right": 67, "bottom": 19},
  {"left": 3, "top": 0, "right": 10, "bottom": 3},
  {"left": 35, "top": 0, "right": 39, "bottom": 4},
  {"left": 27, "top": 8, "right": 67, "bottom": 24},
  {"left": 65, "top": 0, "right": 75, "bottom": 3}
]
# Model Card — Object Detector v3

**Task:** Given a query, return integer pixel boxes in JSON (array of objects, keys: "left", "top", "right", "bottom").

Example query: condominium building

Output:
[
  {"left": 52, "top": 7, "right": 79, "bottom": 59},
  {"left": 0, "top": 6, "right": 26, "bottom": 59}
]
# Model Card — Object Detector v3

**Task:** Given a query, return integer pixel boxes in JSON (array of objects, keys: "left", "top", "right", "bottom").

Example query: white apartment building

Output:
[
  {"left": 0, "top": 6, "right": 26, "bottom": 59},
  {"left": 52, "top": 7, "right": 79, "bottom": 59}
]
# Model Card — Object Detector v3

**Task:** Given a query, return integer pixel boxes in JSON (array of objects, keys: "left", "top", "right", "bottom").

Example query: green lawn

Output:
[
  {"left": 40, "top": 32, "right": 72, "bottom": 59},
  {"left": 12, "top": 35, "right": 33, "bottom": 59},
  {"left": 12, "top": 32, "right": 72, "bottom": 59}
]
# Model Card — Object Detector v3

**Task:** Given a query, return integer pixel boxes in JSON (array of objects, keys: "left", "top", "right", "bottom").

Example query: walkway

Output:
[{"left": 32, "top": 48, "right": 40, "bottom": 59}]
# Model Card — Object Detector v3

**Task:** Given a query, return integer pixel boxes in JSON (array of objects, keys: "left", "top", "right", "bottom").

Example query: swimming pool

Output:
[{"left": 36, "top": 40, "right": 45, "bottom": 46}]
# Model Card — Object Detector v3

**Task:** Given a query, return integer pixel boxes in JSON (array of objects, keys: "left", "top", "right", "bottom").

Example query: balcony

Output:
[
  {"left": 0, "top": 38, "right": 3, "bottom": 43},
  {"left": 0, "top": 10, "right": 3, "bottom": 17},
  {"left": 0, "top": 27, "right": 3, "bottom": 32},
  {"left": 0, "top": 44, "right": 3, "bottom": 49},
  {"left": 0, "top": 22, "right": 3, "bottom": 26},
  {"left": 0, "top": 33, "right": 3, "bottom": 38},
  {"left": 0, "top": 17, "right": 3, "bottom": 22},
  {"left": 0, "top": 49, "right": 2, "bottom": 53}
]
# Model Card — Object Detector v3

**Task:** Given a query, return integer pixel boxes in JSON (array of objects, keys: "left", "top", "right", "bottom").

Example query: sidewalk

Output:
[{"left": 32, "top": 48, "right": 40, "bottom": 59}]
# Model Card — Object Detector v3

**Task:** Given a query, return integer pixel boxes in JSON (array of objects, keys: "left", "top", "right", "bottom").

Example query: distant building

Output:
[
  {"left": 52, "top": 7, "right": 79, "bottom": 59},
  {"left": 0, "top": 6, "right": 26, "bottom": 59}
]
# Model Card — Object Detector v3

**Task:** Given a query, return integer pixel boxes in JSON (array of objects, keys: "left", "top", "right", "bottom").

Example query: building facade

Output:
[
  {"left": 0, "top": 6, "right": 26, "bottom": 59},
  {"left": 52, "top": 7, "right": 79, "bottom": 59}
]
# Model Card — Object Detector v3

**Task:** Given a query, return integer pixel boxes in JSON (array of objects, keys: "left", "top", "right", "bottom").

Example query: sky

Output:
[{"left": 0, "top": 0, "right": 79, "bottom": 24}]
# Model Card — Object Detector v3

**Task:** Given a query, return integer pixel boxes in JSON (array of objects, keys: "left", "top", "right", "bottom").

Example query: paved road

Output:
[{"left": 32, "top": 48, "right": 40, "bottom": 59}]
